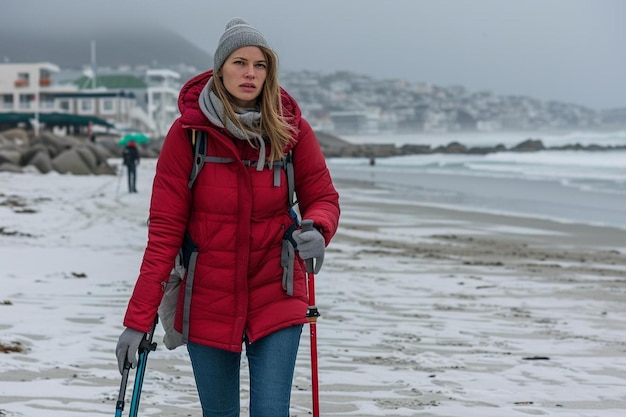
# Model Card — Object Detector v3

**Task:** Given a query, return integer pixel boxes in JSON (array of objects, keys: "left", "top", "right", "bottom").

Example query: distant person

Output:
[
  {"left": 115, "top": 17, "right": 340, "bottom": 416},
  {"left": 87, "top": 121, "right": 96, "bottom": 142},
  {"left": 122, "top": 141, "right": 139, "bottom": 193}
]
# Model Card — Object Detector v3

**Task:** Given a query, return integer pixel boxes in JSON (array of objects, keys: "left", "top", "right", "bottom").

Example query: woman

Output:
[{"left": 116, "top": 17, "right": 340, "bottom": 416}]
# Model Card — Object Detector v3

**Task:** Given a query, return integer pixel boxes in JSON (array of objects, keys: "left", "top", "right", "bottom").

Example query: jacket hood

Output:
[{"left": 178, "top": 71, "right": 302, "bottom": 151}]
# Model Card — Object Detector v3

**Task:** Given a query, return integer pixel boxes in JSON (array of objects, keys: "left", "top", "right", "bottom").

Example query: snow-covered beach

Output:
[{"left": 1, "top": 147, "right": 626, "bottom": 416}]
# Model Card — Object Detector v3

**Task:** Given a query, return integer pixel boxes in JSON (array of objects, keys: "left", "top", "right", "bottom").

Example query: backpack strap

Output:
[
  {"left": 284, "top": 151, "right": 296, "bottom": 209},
  {"left": 187, "top": 129, "right": 296, "bottom": 211},
  {"left": 181, "top": 233, "right": 198, "bottom": 344},
  {"left": 188, "top": 129, "right": 242, "bottom": 188},
  {"left": 188, "top": 129, "right": 205, "bottom": 189}
]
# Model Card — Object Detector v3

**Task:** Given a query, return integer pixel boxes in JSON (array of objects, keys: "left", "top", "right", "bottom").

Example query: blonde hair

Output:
[{"left": 212, "top": 46, "right": 295, "bottom": 162}]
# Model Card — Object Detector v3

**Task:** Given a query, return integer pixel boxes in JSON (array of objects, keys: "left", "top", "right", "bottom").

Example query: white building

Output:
[
  {"left": 145, "top": 69, "right": 181, "bottom": 137},
  {"left": 0, "top": 62, "right": 180, "bottom": 136},
  {"left": 0, "top": 62, "right": 62, "bottom": 113}
]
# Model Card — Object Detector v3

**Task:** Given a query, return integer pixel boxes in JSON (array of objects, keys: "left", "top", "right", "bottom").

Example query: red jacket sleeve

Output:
[
  {"left": 123, "top": 121, "right": 194, "bottom": 332},
  {"left": 292, "top": 118, "right": 340, "bottom": 245}
]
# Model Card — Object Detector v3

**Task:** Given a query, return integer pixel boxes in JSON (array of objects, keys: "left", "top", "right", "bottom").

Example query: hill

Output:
[{"left": 0, "top": 24, "right": 212, "bottom": 70}]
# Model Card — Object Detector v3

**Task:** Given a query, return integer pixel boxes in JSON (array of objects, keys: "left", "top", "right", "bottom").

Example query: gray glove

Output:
[
  {"left": 116, "top": 327, "right": 144, "bottom": 374},
  {"left": 293, "top": 226, "right": 325, "bottom": 273}
]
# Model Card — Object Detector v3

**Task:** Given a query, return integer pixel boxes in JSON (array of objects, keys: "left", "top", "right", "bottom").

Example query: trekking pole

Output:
[
  {"left": 301, "top": 219, "right": 321, "bottom": 417},
  {"left": 115, "top": 316, "right": 158, "bottom": 417},
  {"left": 116, "top": 163, "right": 124, "bottom": 195},
  {"left": 115, "top": 363, "right": 131, "bottom": 417}
]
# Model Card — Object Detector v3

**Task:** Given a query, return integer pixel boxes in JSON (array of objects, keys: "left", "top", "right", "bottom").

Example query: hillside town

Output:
[{"left": 281, "top": 70, "right": 626, "bottom": 134}]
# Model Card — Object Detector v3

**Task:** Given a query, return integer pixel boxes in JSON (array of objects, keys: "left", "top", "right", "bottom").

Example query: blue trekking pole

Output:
[{"left": 115, "top": 317, "right": 158, "bottom": 417}]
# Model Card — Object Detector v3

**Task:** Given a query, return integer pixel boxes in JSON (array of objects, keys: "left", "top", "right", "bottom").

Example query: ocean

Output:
[{"left": 327, "top": 130, "right": 626, "bottom": 229}]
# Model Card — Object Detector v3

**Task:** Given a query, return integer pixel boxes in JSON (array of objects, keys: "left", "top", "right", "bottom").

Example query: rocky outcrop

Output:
[
  {"left": 2, "top": 128, "right": 624, "bottom": 174},
  {"left": 0, "top": 129, "right": 119, "bottom": 175},
  {"left": 314, "top": 131, "right": 626, "bottom": 158}
]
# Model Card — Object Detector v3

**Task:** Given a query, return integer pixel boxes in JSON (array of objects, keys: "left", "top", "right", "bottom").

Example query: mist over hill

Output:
[
  {"left": 0, "top": 23, "right": 212, "bottom": 71},
  {"left": 2, "top": 19, "right": 624, "bottom": 131}
]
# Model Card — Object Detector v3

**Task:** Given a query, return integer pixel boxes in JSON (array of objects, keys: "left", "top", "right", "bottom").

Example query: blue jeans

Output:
[
  {"left": 126, "top": 163, "right": 137, "bottom": 193},
  {"left": 187, "top": 325, "right": 303, "bottom": 417}
]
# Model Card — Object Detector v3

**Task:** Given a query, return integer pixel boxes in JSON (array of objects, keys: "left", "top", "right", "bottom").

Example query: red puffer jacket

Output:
[{"left": 123, "top": 71, "right": 340, "bottom": 352}]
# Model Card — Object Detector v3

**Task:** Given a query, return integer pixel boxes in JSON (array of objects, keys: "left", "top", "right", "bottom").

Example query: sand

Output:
[{"left": 1, "top": 171, "right": 626, "bottom": 416}]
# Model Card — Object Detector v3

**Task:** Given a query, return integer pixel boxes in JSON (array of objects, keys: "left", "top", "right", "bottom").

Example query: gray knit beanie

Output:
[{"left": 213, "top": 18, "right": 271, "bottom": 71}]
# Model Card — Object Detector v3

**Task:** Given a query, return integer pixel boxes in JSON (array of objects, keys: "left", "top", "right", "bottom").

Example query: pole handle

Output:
[
  {"left": 301, "top": 219, "right": 314, "bottom": 232},
  {"left": 301, "top": 219, "right": 315, "bottom": 273}
]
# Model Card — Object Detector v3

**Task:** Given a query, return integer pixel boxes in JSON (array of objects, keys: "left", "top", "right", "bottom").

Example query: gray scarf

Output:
[{"left": 198, "top": 78, "right": 267, "bottom": 171}]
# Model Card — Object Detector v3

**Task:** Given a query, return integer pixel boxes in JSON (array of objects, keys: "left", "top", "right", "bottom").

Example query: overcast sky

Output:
[{"left": 2, "top": 0, "right": 625, "bottom": 109}]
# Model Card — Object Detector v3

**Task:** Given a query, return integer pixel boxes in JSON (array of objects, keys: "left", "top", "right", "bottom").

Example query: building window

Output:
[
  {"left": 79, "top": 99, "right": 94, "bottom": 114},
  {"left": 101, "top": 98, "right": 115, "bottom": 114},
  {"left": 40, "top": 69, "right": 52, "bottom": 87},
  {"left": 15, "top": 73, "right": 29, "bottom": 87},
  {"left": 1, "top": 94, "right": 14, "bottom": 110},
  {"left": 59, "top": 100, "right": 70, "bottom": 111},
  {"left": 40, "top": 94, "right": 54, "bottom": 109},
  {"left": 19, "top": 94, "right": 35, "bottom": 109}
]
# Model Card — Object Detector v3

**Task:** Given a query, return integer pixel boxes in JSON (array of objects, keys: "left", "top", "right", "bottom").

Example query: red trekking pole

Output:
[{"left": 301, "top": 220, "right": 321, "bottom": 417}]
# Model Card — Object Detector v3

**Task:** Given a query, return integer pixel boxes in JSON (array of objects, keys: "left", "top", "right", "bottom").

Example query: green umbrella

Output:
[{"left": 118, "top": 132, "right": 150, "bottom": 146}]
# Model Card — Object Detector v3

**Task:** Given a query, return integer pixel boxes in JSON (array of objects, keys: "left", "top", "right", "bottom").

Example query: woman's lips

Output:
[{"left": 240, "top": 83, "right": 256, "bottom": 91}]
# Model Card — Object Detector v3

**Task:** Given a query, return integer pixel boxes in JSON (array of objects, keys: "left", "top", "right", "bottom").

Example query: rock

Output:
[
  {"left": 315, "top": 131, "right": 353, "bottom": 149},
  {"left": 0, "top": 154, "right": 14, "bottom": 165},
  {"left": 75, "top": 145, "right": 98, "bottom": 172},
  {"left": 95, "top": 137, "right": 123, "bottom": 157},
  {"left": 84, "top": 142, "right": 114, "bottom": 164},
  {"left": 511, "top": 139, "right": 545, "bottom": 152},
  {"left": 0, "top": 128, "right": 30, "bottom": 144},
  {"left": 51, "top": 149, "right": 94, "bottom": 175},
  {"left": 0, "top": 149, "right": 21, "bottom": 165},
  {"left": 434, "top": 141, "right": 468, "bottom": 153},
  {"left": 361, "top": 144, "right": 397, "bottom": 158},
  {"left": 0, "top": 162, "right": 23, "bottom": 173},
  {"left": 32, "top": 132, "right": 80, "bottom": 158},
  {"left": 0, "top": 136, "right": 22, "bottom": 151},
  {"left": 21, "top": 144, "right": 52, "bottom": 165},
  {"left": 400, "top": 144, "right": 432, "bottom": 154},
  {"left": 26, "top": 150, "right": 54, "bottom": 173},
  {"left": 95, "top": 162, "right": 117, "bottom": 175}
]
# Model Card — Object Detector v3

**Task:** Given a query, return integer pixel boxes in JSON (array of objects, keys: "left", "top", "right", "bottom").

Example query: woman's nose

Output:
[{"left": 244, "top": 65, "right": 255, "bottom": 78}]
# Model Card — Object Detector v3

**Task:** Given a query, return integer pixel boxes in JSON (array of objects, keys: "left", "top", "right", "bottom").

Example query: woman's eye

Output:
[{"left": 255, "top": 63, "right": 267, "bottom": 69}]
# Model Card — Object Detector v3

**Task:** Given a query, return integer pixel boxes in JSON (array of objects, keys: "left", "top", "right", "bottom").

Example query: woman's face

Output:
[{"left": 219, "top": 46, "right": 267, "bottom": 108}]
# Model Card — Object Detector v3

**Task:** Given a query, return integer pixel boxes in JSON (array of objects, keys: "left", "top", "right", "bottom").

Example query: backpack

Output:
[
  {"left": 122, "top": 146, "right": 139, "bottom": 166},
  {"left": 158, "top": 128, "right": 299, "bottom": 350}
]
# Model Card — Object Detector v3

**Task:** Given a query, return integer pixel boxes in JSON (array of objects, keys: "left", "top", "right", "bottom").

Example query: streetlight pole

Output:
[{"left": 34, "top": 78, "right": 40, "bottom": 137}]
